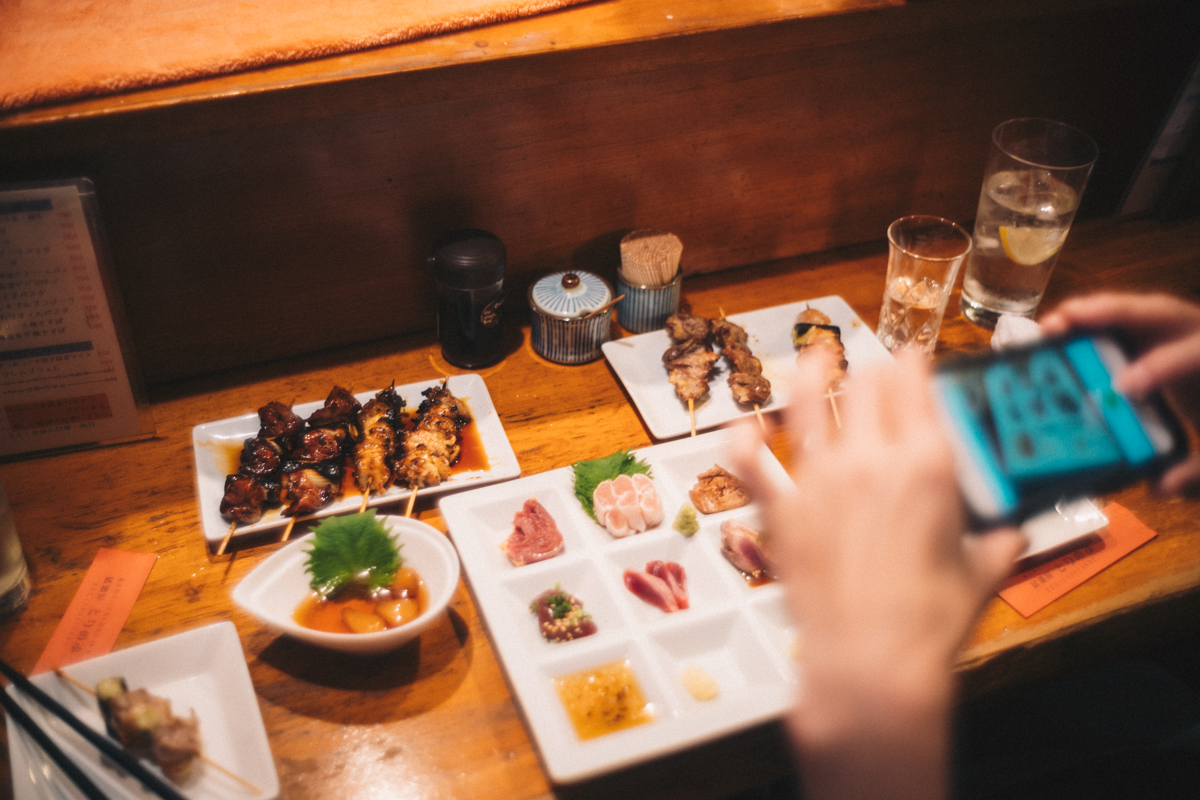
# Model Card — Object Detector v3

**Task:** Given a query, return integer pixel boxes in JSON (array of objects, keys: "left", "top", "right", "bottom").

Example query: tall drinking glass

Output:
[
  {"left": 960, "top": 118, "right": 1098, "bottom": 328},
  {"left": 876, "top": 215, "right": 972, "bottom": 356}
]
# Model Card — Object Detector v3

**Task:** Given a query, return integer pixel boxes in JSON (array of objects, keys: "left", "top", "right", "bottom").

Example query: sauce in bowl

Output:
[{"left": 293, "top": 566, "right": 428, "bottom": 634}]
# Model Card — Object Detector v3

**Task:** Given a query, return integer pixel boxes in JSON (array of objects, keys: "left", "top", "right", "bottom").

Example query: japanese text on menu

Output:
[{"left": 0, "top": 183, "right": 142, "bottom": 456}]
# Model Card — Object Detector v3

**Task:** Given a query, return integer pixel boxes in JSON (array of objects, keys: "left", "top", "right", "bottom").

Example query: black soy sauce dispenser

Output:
[{"left": 430, "top": 229, "right": 506, "bottom": 368}]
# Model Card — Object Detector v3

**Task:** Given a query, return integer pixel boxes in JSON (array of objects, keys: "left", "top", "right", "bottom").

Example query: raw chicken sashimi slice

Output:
[
  {"left": 623, "top": 569, "right": 679, "bottom": 613},
  {"left": 646, "top": 560, "right": 688, "bottom": 609},
  {"left": 631, "top": 473, "right": 663, "bottom": 527},
  {"left": 611, "top": 474, "right": 646, "bottom": 532}
]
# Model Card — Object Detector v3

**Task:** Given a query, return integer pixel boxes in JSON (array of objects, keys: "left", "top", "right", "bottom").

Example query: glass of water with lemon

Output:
[{"left": 960, "top": 118, "right": 1098, "bottom": 328}]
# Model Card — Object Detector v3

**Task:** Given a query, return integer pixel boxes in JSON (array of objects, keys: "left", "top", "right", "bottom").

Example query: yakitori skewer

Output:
[
  {"left": 717, "top": 308, "right": 768, "bottom": 430},
  {"left": 54, "top": 669, "right": 262, "bottom": 795},
  {"left": 793, "top": 306, "right": 847, "bottom": 429},
  {"left": 663, "top": 310, "right": 719, "bottom": 438}
]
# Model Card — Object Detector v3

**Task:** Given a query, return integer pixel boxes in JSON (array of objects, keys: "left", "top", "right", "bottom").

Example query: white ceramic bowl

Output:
[{"left": 232, "top": 515, "right": 460, "bottom": 654}]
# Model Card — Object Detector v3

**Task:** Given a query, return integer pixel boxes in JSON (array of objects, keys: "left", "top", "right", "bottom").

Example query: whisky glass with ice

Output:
[
  {"left": 876, "top": 215, "right": 972, "bottom": 356},
  {"left": 960, "top": 118, "right": 1098, "bottom": 328}
]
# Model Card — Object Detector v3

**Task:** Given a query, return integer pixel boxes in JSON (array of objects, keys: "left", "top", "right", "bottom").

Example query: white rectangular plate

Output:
[
  {"left": 192, "top": 373, "right": 520, "bottom": 547},
  {"left": 601, "top": 295, "right": 892, "bottom": 440},
  {"left": 6, "top": 621, "right": 278, "bottom": 800},
  {"left": 440, "top": 428, "right": 798, "bottom": 784}
]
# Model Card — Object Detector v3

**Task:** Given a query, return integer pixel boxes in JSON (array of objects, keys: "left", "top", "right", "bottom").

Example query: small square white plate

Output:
[
  {"left": 601, "top": 296, "right": 892, "bottom": 440},
  {"left": 192, "top": 373, "right": 520, "bottom": 547},
  {"left": 6, "top": 621, "right": 278, "bottom": 800}
]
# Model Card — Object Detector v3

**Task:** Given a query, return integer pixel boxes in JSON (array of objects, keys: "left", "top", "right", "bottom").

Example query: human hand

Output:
[
  {"left": 728, "top": 352, "right": 1025, "bottom": 800},
  {"left": 1040, "top": 292, "right": 1200, "bottom": 495}
]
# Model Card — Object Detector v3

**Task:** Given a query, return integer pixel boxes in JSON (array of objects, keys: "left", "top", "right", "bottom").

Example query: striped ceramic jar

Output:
[
  {"left": 616, "top": 268, "right": 682, "bottom": 333},
  {"left": 528, "top": 271, "right": 614, "bottom": 364}
]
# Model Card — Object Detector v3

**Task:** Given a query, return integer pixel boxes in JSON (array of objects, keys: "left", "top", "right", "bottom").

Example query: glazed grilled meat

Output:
[
  {"left": 219, "top": 474, "right": 268, "bottom": 523},
  {"left": 281, "top": 468, "right": 336, "bottom": 517},
  {"left": 257, "top": 400, "right": 304, "bottom": 440},
  {"left": 289, "top": 427, "right": 345, "bottom": 464},
  {"left": 397, "top": 383, "right": 471, "bottom": 489},
  {"left": 354, "top": 386, "right": 406, "bottom": 495},
  {"left": 306, "top": 385, "right": 362, "bottom": 429}
]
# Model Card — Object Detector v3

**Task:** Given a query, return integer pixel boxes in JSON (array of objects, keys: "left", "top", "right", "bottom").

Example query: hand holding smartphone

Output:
[{"left": 933, "top": 332, "right": 1189, "bottom": 527}]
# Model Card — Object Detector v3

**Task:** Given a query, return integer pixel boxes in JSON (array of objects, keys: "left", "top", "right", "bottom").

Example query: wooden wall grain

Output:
[{"left": 1, "top": 0, "right": 1197, "bottom": 386}]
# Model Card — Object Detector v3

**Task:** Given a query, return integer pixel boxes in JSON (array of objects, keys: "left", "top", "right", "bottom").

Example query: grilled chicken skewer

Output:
[
  {"left": 793, "top": 307, "right": 847, "bottom": 428},
  {"left": 397, "top": 381, "right": 471, "bottom": 490},
  {"left": 663, "top": 311, "right": 720, "bottom": 436}
]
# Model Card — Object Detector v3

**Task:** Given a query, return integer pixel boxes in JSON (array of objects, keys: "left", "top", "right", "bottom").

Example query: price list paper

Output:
[{"left": 0, "top": 181, "right": 147, "bottom": 457}]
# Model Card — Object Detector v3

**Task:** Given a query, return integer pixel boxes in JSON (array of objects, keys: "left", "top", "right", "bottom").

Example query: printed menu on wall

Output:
[{"left": 0, "top": 180, "right": 152, "bottom": 458}]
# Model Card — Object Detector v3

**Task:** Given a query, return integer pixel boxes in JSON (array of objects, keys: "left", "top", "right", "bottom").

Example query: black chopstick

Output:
[
  {"left": 0, "top": 688, "right": 112, "bottom": 800},
  {"left": 0, "top": 658, "right": 188, "bottom": 800}
]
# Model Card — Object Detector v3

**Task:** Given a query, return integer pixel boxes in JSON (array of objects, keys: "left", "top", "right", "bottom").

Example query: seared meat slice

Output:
[
  {"left": 689, "top": 464, "right": 751, "bottom": 513},
  {"left": 720, "top": 519, "right": 774, "bottom": 581}
]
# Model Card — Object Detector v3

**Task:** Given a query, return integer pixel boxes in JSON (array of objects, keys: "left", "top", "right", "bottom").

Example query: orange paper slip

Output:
[
  {"left": 33, "top": 548, "right": 158, "bottom": 674},
  {"left": 998, "top": 503, "right": 1156, "bottom": 618}
]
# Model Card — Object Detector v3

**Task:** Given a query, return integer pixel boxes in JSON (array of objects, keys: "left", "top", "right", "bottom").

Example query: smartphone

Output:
[{"left": 933, "top": 331, "right": 1189, "bottom": 527}]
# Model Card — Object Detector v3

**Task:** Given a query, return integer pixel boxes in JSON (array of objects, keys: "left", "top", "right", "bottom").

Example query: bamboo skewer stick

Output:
[
  {"left": 827, "top": 390, "right": 843, "bottom": 429},
  {"left": 280, "top": 516, "right": 297, "bottom": 542},
  {"left": 404, "top": 487, "right": 418, "bottom": 518},
  {"left": 216, "top": 521, "right": 237, "bottom": 556},
  {"left": 53, "top": 670, "right": 263, "bottom": 796},
  {"left": 688, "top": 398, "right": 696, "bottom": 437},
  {"left": 360, "top": 491, "right": 371, "bottom": 513}
]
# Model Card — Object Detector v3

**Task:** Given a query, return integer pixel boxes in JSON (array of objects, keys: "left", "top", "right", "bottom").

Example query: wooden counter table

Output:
[{"left": 0, "top": 214, "right": 1198, "bottom": 799}]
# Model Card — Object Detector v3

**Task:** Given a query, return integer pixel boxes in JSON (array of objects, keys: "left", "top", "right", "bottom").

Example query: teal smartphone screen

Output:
[{"left": 937, "top": 337, "right": 1155, "bottom": 514}]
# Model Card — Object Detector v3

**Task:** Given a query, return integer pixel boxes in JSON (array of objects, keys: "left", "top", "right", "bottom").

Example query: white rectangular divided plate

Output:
[
  {"left": 601, "top": 296, "right": 892, "bottom": 440},
  {"left": 192, "top": 373, "right": 520, "bottom": 547},
  {"left": 7, "top": 621, "right": 278, "bottom": 800},
  {"left": 440, "top": 428, "right": 798, "bottom": 784}
]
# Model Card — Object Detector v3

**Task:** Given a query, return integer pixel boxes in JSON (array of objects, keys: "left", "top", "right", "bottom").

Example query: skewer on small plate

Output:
[{"left": 53, "top": 669, "right": 263, "bottom": 795}]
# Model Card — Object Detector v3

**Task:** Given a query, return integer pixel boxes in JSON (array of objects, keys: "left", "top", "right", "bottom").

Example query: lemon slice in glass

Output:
[{"left": 999, "top": 225, "right": 1068, "bottom": 266}]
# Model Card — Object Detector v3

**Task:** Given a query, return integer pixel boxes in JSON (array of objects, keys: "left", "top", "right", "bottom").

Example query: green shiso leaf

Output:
[
  {"left": 303, "top": 510, "right": 402, "bottom": 598},
  {"left": 571, "top": 449, "right": 652, "bottom": 522}
]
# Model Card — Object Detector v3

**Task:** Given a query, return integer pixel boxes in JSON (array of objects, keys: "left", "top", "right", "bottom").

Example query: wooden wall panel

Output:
[{"left": 1, "top": 0, "right": 1196, "bottom": 386}]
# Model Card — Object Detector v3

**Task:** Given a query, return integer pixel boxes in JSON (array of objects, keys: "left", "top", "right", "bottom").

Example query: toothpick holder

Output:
[{"left": 616, "top": 267, "right": 682, "bottom": 333}]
